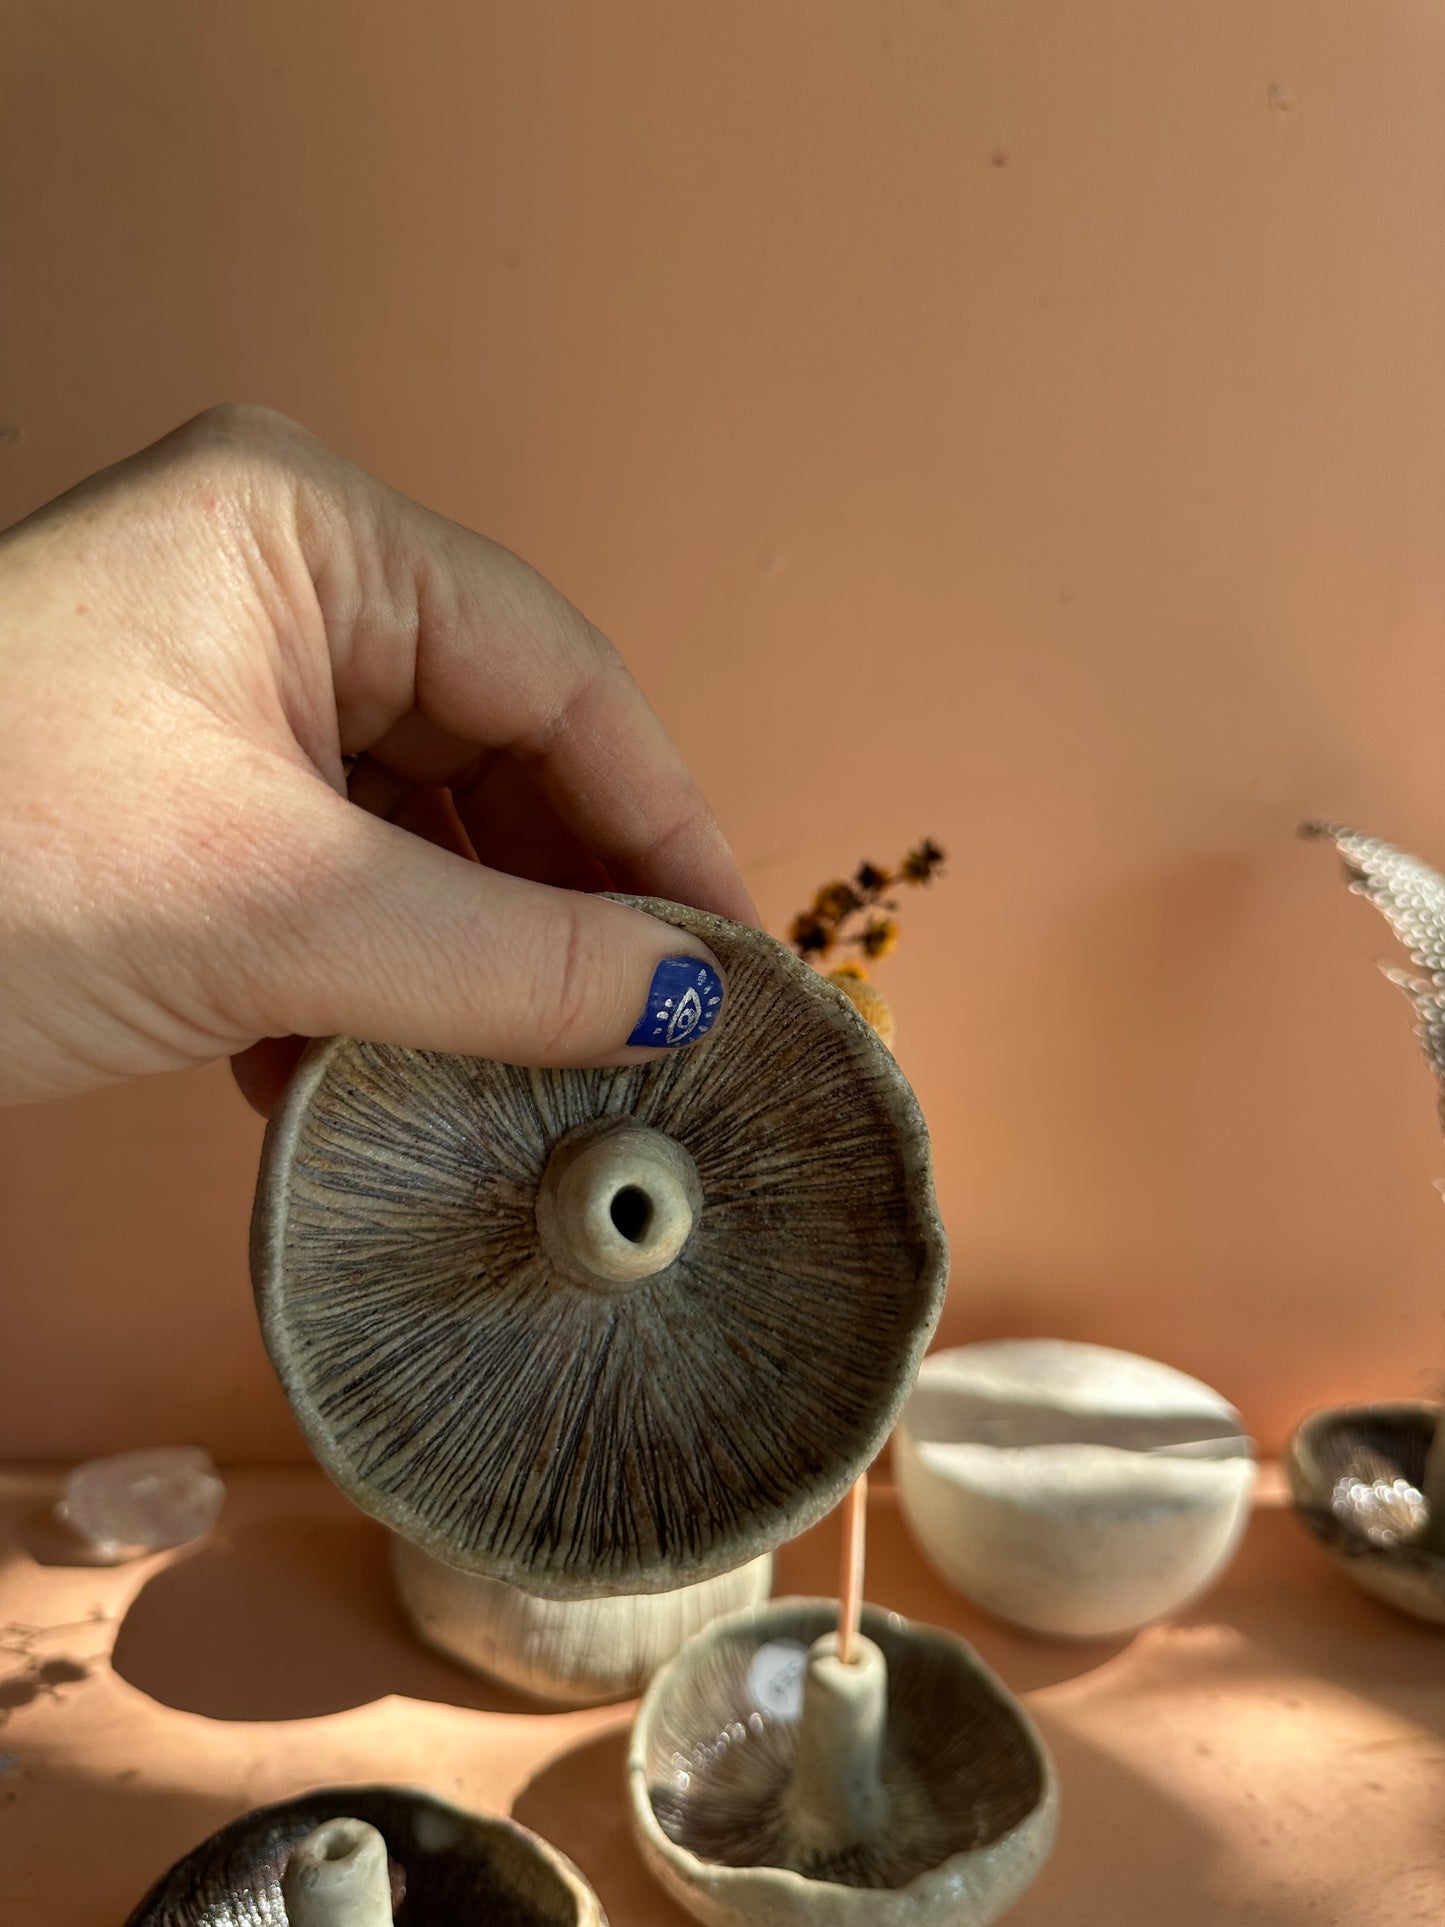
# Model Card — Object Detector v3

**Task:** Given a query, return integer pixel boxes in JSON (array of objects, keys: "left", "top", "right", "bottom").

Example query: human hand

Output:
[{"left": 0, "top": 406, "right": 755, "bottom": 1111}]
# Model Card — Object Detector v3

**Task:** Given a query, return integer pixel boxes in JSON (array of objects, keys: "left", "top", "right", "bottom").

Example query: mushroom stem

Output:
[
  {"left": 1421, "top": 1414, "right": 1445, "bottom": 1555},
  {"left": 785, "top": 1632, "right": 889, "bottom": 1848},
  {"left": 536, "top": 1120, "right": 702, "bottom": 1288},
  {"left": 282, "top": 1818, "right": 394, "bottom": 1927},
  {"left": 837, "top": 1474, "right": 867, "bottom": 1664}
]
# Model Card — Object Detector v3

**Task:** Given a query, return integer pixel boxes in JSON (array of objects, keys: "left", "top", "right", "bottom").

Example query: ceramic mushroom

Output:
[
  {"left": 629, "top": 1596, "right": 1056, "bottom": 1926},
  {"left": 1286, "top": 1401, "right": 1445, "bottom": 1623},
  {"left": 252, "top": 897, "right": 947, "bottom": 1603},
  {"left": 391, "top": 1535, "right": 774, "bottom": 1704},
  {"left": 1289, "top": 824, "right": 1445, "bottom": 1620},
  {"left": 895, "top": 1340, "right": 1256, "bottom": 1638},
  {"left": 124, "top": 1785, "right": 604, "bottom": 1925}
]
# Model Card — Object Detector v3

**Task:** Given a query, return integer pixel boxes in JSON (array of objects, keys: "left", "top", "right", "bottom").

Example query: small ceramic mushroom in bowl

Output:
[
  {"left": 124, "top": 1785, "right": 604, "bottom": 1926},
  {"left": 390, "top": 1536, "right": 774, "bottom": 1704},
  {"left": 628, "top": 1596, "right": 1055, "bottom": 1927},
  {"left": 252, "top": 897, "right": 947, "bottom": 1604},
  {"left": 895, "top": 1340, "right": 1257, "bottom": 1638},
  {"left": 1285, "top": 1402, "right": 1445, "bottom": 1624}
]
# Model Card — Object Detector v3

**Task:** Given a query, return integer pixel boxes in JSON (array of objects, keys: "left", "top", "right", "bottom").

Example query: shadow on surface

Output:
[
  {"left": 514, "top": 1723, "right": 693, "bottom": 1927},
  {"left": 0, "top": 1755, "right": 242, "bottom": 1926},
  {"left": 511, "top": 1704, "right": 1344, "bottom": 1927},
  {"left": 1007, "top": 1724, "right": 1247, "bottom": 1927},
  {"left": 1160, "top": 1500, "right": 1445, "bottom": 1736},
  {"left": 19, "top": 1505, "right": 135, "bottom": 1568},
  {"left": 111, "top": 1502, "right": 548, "bottom": 1721}
]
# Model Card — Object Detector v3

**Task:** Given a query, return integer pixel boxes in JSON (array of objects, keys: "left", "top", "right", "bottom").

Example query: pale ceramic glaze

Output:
[
  {"left": 628, "top": 1596, "right": 1056, "bottom": 1926},
  {"left": 282, "top": 1818, "right": 392, "bottom": 1927},
  {"left": 124, "top": 1785, "right": 606, "bottom": 1925},
  {"left": 896, "top": 1340, "right": 1257, "bottom": 1638},
  {"left": 1285, "top": 1402, "right": 1445, "bottom": 1625},
  {"left": 252, "top": 897, "right": 947, "bottom": 1602},
  {"left": 391, "top": 1535, "right": 774, "bottom": 1704}
]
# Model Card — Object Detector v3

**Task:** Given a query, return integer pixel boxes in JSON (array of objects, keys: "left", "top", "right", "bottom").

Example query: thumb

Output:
[{"left": 224, "top": 779, "right": 730, "bottom": 1079}]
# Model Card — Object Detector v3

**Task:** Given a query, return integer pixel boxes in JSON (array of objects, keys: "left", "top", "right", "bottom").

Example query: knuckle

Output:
[
  {"left": 181, "top": 401, "right": 305, "bottom": 455},
  {"left": 526, "top": 898, "right": 609, "bottom": 1058},
  {"left": 161, "top": 404, "right": 319, "bottom": 505}
]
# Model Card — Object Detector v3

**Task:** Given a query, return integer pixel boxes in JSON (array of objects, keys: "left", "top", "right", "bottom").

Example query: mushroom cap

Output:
[
  {"left": 124, "top": 1785, "right": 604, "bottom": 1925},
  {"left": 628, "top": 1597, "right": 1057, "bottom": 1927},
  {"left": 1285, "top": 1402, "right": 1445, "bottom": 1625},
  {"left": 252, "top": 897, "right": 947, "bottom": 1599},
  {"left": 390, "top": 1536, "right": 774, "bottom": 1705},
  {"left": 895, "top": 1341, "right": 1257, "bottom": 1638},
  {"left": 824, "top": 971, "right": 896, "bottom": 1050}
]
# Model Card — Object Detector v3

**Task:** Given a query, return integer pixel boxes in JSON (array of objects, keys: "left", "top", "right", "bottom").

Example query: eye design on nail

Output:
[
  {"left": 628, "top": 959, "right": 726, "bottom": 1049},
  {"left": 667, "top": 987, "right": 704, "bottom": 1042}
]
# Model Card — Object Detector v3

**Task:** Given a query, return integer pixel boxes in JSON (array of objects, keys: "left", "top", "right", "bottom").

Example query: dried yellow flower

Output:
[
  {"left": 900, "top": 838, "right": 945, "bottom": 884},
  {"left": 813, "top": 880, "right": 861, "bottom": 923},
  {"left": 787, "top": 837, "right": 944, "bottom": 969},
  {"left": 827, "top": 967, "right": 896, "bottom": 1050},
  {"left": 860, "top": 916, "right": 900, "bottom": 960},
  {"left": 789, "top": 911, "right": 831, "bottom": 956}
]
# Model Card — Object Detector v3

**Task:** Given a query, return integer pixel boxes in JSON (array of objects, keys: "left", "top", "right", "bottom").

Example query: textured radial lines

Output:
[
  {"left": 635, "top": 1600, "right": 1054, "bottom": 1900},
  {"left": 253, "top": 898, "right": 947, "bottom": 1598}
]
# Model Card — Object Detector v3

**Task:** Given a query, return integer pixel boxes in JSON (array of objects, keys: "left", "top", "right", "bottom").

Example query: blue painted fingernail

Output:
[{"left": 628, "top": 956, "right": 725, "bottom": 1048}]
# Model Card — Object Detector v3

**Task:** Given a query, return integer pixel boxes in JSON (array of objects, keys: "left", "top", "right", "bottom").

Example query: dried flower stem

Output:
[{"left": 789, "top": 838, "right": 945, "bottom": 965}]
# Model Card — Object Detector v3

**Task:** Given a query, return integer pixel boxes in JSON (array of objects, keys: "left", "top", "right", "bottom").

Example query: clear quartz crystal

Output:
[{"left": 56, "top": 1446, "right": 225, "bottom": 1561}]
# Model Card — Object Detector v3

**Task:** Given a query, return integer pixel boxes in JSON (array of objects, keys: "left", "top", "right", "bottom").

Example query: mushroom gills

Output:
[
  {"left": 123, "top": 1783, "right": 607, "bottom": 1926},
  {"left": 253, "top": 895, "right": 949, "bottom": 1599},
  {"left": 282, "top": 1818, "right": 394, "bottom": 1927}
]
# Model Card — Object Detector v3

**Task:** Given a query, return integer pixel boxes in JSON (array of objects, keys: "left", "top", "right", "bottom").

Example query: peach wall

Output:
[{"left": 2, "top": 1, "right": 1442, "bottom": 1462}]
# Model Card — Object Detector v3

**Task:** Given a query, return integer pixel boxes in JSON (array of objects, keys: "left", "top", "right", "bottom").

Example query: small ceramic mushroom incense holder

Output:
[
  {"left": 124, "top": 1785, "right": 605, "bottom": 1926},
  {"left": 252, "top": 897, "right": 947, "bottom": 1601},
  {"left": 629, "top": 1596, "right": 1056, "bottom": 1926},
  {"left": 1286, "top": 1402, "right": 1445, "bottom": 1624},
  {"left": 1291, "top": 824, "right": 1445, "bottom": 1620}
]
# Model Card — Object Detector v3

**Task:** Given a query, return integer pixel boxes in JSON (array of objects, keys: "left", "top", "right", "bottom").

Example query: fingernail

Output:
[{"left": 627, "top": 956, "right": 725, "bottom": 1048}]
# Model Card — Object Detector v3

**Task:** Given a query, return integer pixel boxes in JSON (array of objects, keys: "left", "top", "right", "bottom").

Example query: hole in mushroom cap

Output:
[
  {"left": 319, "top": 1822, "right": 363, "bottom": 1862},
  {"left": 535, "top": 1121, "right": 703, "bottom": 1288},
  {"left": 610, "top": 1186, "right": 653, "bottom": 1244}
]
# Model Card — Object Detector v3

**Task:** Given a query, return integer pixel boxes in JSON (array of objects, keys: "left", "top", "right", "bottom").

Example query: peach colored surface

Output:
[
  {"left": 1, "top": 1466, "right": 1442, "bottom": 1926},
  {"left": 3, "top": 3, "right": 1445, "bottom": 1462}
]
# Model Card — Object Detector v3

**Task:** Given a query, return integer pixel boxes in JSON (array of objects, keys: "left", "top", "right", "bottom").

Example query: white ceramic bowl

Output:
[
  {"left": 392, "top": 1536, "right": 773, "bottom": 1705},
  {"left": 896, "top": 1340, "right": 1256, "bottom": 1638}
]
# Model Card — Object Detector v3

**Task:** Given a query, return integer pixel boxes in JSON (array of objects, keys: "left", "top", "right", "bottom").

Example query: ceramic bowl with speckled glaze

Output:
[{"left": 895, "top": 1340, "right": 1257, "bottom": 1638}]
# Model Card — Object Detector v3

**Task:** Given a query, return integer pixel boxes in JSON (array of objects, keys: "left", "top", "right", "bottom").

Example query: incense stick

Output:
[{"left": 837, "top": 1472, "right": 868, "bottom": 1664}]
